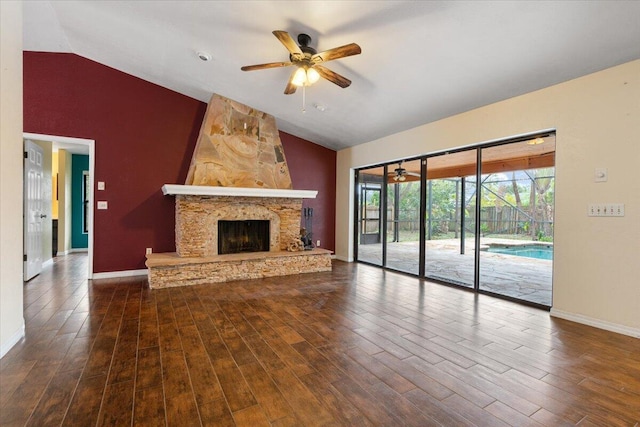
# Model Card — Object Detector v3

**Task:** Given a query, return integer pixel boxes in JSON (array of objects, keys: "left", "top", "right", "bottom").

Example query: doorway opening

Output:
[{"left": 23, "top": 133, "right": 95, "bottom": 280}]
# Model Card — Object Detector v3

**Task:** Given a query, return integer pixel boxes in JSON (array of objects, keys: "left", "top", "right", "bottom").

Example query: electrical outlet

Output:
[
  {"left": 146, "top": 248, "right": 152, "bottom": 255},
  {"left": 316, "top": 240, "right": 320, "bottom": 247}
]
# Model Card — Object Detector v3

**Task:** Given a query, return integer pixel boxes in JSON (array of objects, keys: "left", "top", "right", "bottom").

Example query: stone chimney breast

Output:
[{"left": 185, "top": 94, "right": 293, "bottom": 189}]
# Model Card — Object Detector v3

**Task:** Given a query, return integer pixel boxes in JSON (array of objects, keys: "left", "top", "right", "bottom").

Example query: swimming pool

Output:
[{"left": 486, "top": 244, "right": 553, "bottom": 260}]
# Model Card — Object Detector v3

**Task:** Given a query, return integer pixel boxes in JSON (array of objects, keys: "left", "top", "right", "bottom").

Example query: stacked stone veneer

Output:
[
  {"left": 175, "top": 195, "right": 302, "bottom": 256},
  {"left": 146, "top": 250, "right": 332, "bottom": 289}
]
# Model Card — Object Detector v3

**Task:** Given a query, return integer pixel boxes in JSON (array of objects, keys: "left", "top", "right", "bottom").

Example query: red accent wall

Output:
[
  {"left": 280, "top": 132, "right": 336, "bottom": 252},
  {"left": 23, "top": 52, "right": 336, "bottom": 273}
]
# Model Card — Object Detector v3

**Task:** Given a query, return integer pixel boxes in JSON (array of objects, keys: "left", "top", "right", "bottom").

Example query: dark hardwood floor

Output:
[{"left": 1, "top": 253, "right": 639, "bottom": 426}]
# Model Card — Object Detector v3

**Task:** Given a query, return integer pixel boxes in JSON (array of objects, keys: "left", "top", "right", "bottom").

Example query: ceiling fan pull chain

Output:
[{"left": 302, "top": 85, "right": 306, "bottom": 113}]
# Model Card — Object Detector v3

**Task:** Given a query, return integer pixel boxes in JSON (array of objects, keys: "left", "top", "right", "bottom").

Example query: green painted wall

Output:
[{"left": 71, "top": 154, "right": 89, "bottom": 249}]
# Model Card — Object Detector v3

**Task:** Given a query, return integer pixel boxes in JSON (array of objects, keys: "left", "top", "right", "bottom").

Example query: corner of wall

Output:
[{"left": 0, "top": 0, "right": 25, "bottom": 359}]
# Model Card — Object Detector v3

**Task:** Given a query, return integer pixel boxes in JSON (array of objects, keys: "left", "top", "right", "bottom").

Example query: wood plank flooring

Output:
[{"left": 1, "top": 253, "right": 639, "bottom": 426}]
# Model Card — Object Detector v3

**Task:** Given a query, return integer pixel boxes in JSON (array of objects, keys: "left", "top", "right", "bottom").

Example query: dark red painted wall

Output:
[
  {"left": 24, "top": 52, "right": 336, "bottom": 273},
  {"left": 280, "top": 132, "right": 336, "bottom": 252}
]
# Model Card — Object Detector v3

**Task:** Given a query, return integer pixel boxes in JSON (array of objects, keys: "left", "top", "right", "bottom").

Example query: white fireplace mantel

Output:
[{"left": 162, "top": 184, "right": 317, "bottom": 199}]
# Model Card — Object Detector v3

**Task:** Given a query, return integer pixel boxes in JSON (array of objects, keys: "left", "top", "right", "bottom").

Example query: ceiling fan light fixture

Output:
[
  {"left": 307, "top": 67, "right": 320, "bottom": 84},
  {"left": 292, "top": 67, "right": 307, "bottom": 86},
  {"left": 292, "top": 66, "right": 320, "bottom": 87}
]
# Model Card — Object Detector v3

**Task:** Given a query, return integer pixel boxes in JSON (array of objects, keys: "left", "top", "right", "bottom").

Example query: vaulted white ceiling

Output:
[{"left": 23, "top": 1, "right": 640, "bottom": 150}]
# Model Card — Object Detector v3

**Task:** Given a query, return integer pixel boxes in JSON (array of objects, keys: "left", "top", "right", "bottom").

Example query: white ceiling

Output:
[{"left": 23, "top": 1, "right": 640, "bottom": 151}]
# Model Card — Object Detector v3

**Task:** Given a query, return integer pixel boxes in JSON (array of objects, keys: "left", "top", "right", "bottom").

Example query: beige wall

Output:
[
  {"left": 0, "top": 1, "right": 24, "bottom": 357},
  {"left": 57, "top": 149, "right": 73, "bottom": 254},
  {"left": 336, "top": 60, "right": 640, "bottom": 333}
]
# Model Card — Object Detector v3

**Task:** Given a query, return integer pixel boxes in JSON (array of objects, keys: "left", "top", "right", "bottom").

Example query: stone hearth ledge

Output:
[
  {"left": 162, "top": 184, "right": 317, "bottom": 199},
  {"left": 145, "top": 249, "right": 333, "bottom": 289}
]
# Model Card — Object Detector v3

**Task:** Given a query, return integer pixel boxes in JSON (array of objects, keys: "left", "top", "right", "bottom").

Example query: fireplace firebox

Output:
[{"left": 218, "top": 220, "right": 270, "bottom": 255}]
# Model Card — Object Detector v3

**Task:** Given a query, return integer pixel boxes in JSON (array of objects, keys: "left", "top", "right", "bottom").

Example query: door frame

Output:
[
  {"left": 23, "top": 133, "right": 96, "bottom": 279},
  {"left": 360, "top": 185, "right": 382, "bottom": 244}
]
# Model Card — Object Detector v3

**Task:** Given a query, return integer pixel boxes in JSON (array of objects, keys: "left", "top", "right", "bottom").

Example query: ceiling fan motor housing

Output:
[{"left": 291, "top": 34, "right": 317, "bottom": 61}]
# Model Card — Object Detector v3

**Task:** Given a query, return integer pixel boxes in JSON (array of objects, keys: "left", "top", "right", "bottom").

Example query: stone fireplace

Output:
[{"left": 145, "top": 94, "right": 332, "bottom": 289}]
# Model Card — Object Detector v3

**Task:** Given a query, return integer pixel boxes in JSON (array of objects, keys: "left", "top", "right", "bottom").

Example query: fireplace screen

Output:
[{"left": 218, "top": 220, "right": 270, "bottom": 255}]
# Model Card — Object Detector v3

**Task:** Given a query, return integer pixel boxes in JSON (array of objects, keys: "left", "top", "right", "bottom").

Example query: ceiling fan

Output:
[
  {"left": 241, "top": 31, "right": 361, "bottom": 94},
  {"left": 389, "top": 162, "right": 420, "bottom": 182}
]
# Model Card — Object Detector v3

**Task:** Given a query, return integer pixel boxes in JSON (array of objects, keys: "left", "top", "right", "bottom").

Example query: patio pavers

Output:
[{"left": 358, "top": 238, "right": 552, "bottom": 306}]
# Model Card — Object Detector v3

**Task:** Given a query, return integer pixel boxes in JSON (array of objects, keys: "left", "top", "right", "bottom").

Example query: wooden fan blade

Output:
[
  {"left": 284, "top": 69, "right": 298, "bottom": 95},
  {"left": 241, "top": 62, "right": 293, "bottom": 72},
  {"left": 312, "top": 43, "right": 361, "bottom": 63},
  {"left": 273, "top": 30, "right": 303, "bottom": 59},
  {"left": 314, "top": 65, "right": 352, "bottom": 88}
]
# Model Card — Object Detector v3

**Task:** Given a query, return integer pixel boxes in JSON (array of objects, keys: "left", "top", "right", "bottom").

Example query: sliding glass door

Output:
[
  {"left": 354, "top": 133, "right": 555, "bottom": 308},
  {"left": 386, "top": 160, "right": 422, "bottom": 274},
  {"left": 479, "top": 137, "right": 555, "bottom": 305},
  {"left": 356, "top": 169, "right": 383, "bottom": 266},
  {"left": 424, "top": 151, "right": 476, "bottom": 288}
]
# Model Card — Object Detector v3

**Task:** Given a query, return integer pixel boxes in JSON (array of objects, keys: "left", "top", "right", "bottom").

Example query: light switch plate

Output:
[
  {"left": 97, "top": 181, "right": 105, "bottom": 190},
  {"left": 97, "top": 201, "right": 108, "bottom": 210},
  {"left": 588, "top": 203, "right": 624, "bottom": 217}
]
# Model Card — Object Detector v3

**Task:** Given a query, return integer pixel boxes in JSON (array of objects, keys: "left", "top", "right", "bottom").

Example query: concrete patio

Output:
[{"left": 357, "top": 238, "right": 552, "bottom": 306}]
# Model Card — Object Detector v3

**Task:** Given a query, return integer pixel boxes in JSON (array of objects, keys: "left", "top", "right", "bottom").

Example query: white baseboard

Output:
[
  {"left": 56, "top": 248, "right": 88, "bottom": 256},
  {"left": 92, "top": 269, "right": 148, "bottom": 280},
  {"left": 334, "top": 255, "right": 352, "bottom": 262},
  {"left": 43, "top": 258, "right": 53, "bottom": 269},
  {"left": 1, "top": 320, "right": 25, "bottom": 359},
  {"left": 550, "top": 308, "right": 640, "bottom": 339}
]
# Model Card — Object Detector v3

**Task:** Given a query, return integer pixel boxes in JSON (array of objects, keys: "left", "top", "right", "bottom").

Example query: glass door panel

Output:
[
  {"left": 357, "top": 169, "right": 383, "bottom": 265},
  {"left": 424, "top": 151, "right": 477, "bottom": 287},
  {"left": 479, "top": 136, "right": 556, "bottom": 306},
  {"left": 386, "top": 159, "right": 421, "bottom": 274}
]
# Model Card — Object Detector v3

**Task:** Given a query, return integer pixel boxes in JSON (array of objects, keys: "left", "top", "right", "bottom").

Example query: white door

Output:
[{"left": 24, "top": 140, "right": 45, "bottom": 281}]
